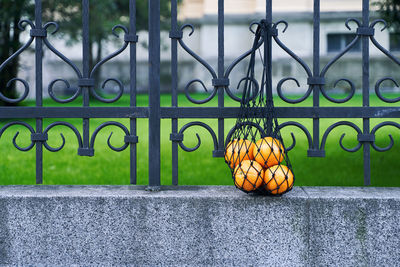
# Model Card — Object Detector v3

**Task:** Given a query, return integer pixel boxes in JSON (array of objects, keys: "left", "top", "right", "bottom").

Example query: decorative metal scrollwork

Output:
[
  {"left": 224, "top": 22, "right": 264, "bottom": 102},
  {"left": 277, "top": 121, "right": 313, "bottom": 152},
  {"left": 272, "top": 20, "right": 313, "bottom": 104},
  {"left": 178, "top": 24, "right": 218, "bottom": 104},
  {"left": 0, "top": 20, "right": 34, "bottom": 103},
  {"left": 44, "top": 21, "right": 83, "bottom": 103},
  {"left": 43, "top": 122, "right": 83, "bottom": 152},
  {"left": 375, "top": 77, "right": 400, "bottom": 103},
  {"left": 272, "top": 19, "right": 362, "bottom": 104},
  {"left": 318, "top": 18, "right": 359, "bottom": 103},
  {"left": 43, "top": 22, "right": 82, "bottom": 79},
  {"left": 179, "top": 22, "right": 266, "bottom": 103},
  {"left": 184, "top": 79, "right": 217, "bottom": 104},
  {"left": 225, "top": 121, "right": 266, "bottom": 145},
  {"left": 368, "top": 19, "right": 400, "bottom": 103},
  {"left": 90, "top": 122, "right": 130, "bottom": 152},
  {"left": 89, "top": 25, "right": 128, "bottom": 103},
  {"left": 320, "top": 121, "right": 362, "bottom": 152},
  {"left": 177, "top": 122, "right": 219, "bottom": 153},
  {"left": 371, "top": 122, "right": 400, "bottom": 152},
  {"left": 44, "top": 22, "right": 131, "bottom": 103},
  {"left": 48, "top": 79, "right": 81, "bottom": 103},
  {"left": 0, "top": 122, "right": 35, "bottom": 151}
]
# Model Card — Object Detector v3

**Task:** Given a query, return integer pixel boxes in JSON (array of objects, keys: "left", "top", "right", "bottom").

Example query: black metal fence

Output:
[{"left": 1, "top": 0, "right": 399, "bottom": 187}]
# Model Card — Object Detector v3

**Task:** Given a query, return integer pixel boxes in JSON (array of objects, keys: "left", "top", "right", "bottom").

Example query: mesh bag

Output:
[{"left": 224, "top": 20, "right": 294, "bottom": 196}]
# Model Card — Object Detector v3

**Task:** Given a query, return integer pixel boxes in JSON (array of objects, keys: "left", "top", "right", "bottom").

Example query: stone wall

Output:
[{"left": 0, "top": 185, "right": 399, "bottom": 266}]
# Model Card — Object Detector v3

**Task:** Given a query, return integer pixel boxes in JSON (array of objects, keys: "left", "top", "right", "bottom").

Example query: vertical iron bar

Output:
[
  {"left": 362, "top": 0, "right": 371, "bottom": 185},
  {"left": 266, "top": 0, "right": 273, "bottom": 135},
  {"left": 129, "top": 0, "right": 137, "bottom": 184},
  {"left": 82, "top": 0, "right": 90, "bottom": 150},
  {"left": 217, "top": 0, "right": 225, "bottom": 153},
  {"left": 148, "top": 0, "right": 161, "bottom": 187},
  {"left": 312, "top": 0, "right": 320, "bottom": 152},
  {"left": 35, "top": 0, "right": 43, "bottom": 184},
  {"left": 171, "top": 0, "right": 179, "bottom": 185}
]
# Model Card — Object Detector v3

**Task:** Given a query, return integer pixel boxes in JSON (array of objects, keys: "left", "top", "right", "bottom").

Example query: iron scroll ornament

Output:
[
  {"left": 176, "top": 121, "right": 219, "bottom": 156},
  {"left": 178, "top": 24, "right": 218, "bottom": 104},
  {"left": 174, "top": 20, "right": 370, "bottom": 157},
  {"left": 89, "top": 122, "right": 131, "bottom": 152},
  {"left": 43, "top": 122, "right": 83, "bottom": 152},
  {"left": 0, "top": 122, "right": 36, "bottom": 151},
  {"left": 177, "top": 23, "right": 264, "bottom": 104},
  {"left": 174, "top": 18, "right": 370, "bottom": 156},
  {"left": 273, "top": 19, "right": 361, "bottom": 104},
  {"left": 0, "top": 16, "right": 137, "bottom": 162},
  {"left": 368, "top": 19, "right": 400, "bottom": 103},
  {"left": 274, "top": 18, "right": 400, "bottom": 104},
  {"left": 43, "top": 22, "right": 83, "bottom": 103},
  {"left": 42, "top": 121, "right": 132, "bottom": 155},
  {"left": 173, "top": 21, "right": 267, "bottom": 154},
  {"left": 0, "top": 120, "right": 133, "bottom": 156},
  {"left": 370, "top": 122, "right": 400, "bottom": 152},
  {"left": 0, "top": 20, "right": 34, "bottom": 103},
  {"left": 89, "top": 25, "right": 131, "bottom": 103},
  {"left": 44, "top": 23, "right": 132, "bottom": 103}
]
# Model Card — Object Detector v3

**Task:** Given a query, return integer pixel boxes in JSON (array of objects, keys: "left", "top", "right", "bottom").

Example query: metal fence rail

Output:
[{"left": 0, "top": 0, "right": 399, "bottom": 186}]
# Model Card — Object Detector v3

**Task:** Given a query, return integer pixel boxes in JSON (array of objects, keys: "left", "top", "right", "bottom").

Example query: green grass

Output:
[{"left": 1, "top": 93, "right": 400, "bottom": 187}]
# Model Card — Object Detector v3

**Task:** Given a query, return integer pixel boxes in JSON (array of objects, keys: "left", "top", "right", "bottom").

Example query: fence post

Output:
[
  {"left": 362, "top": 0, "right": 371, "bottom": 186},
  {"left": 80, "top": 0, "right": 91, "bottom": 156},
  {"left": 216, "top": 0, "right": 225, "bottom": 156},
  {"left": 148, "top": 0, "right": 161, "bottom": 188},
  {"left": 265, "top": 0, "right": 273, "bottom": 134},
  {"left": 171, "top": 0, "right": 179, "bottom": 185},
  {"left": 129, "top": 0, "right": 138, "bottom": 185},
  {"left": 312, "top": 0, "right": 321, "bottom": 156},
  {"left": 34, "top": 0, "right": 43, "bottom": 184}
]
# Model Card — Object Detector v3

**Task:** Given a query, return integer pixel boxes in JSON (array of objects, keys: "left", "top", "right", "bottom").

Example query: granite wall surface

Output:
[{"left": 0, "top": 185, "right": 398, "bottom": 266}]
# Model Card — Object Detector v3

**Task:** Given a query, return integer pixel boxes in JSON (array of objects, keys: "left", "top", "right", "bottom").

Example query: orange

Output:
[
  {"left": 233, "top": 160, "right": 263, "bottom": 192},
  {"left": 252, "top": 137, "right": 284, "bottom": 168},
  {"left": 263, "top": 165, "right": 294, "bottom": 195},
  {"left": 224, "top": 139, "right": 255, "bottom": 169}
]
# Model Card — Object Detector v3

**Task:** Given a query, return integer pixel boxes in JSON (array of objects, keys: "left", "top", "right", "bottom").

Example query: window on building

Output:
[
  {"left": 390, "top": 33, "right": 400, "bottom": 52},
  {"left": 327, "top": 33, "right": 361, "bottom": 53}
]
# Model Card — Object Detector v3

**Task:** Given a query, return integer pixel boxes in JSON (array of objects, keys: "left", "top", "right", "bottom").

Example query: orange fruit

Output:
[
  {"left": 233, "top": 160, "right": 263, "bottom": 192},
  {"left": 224, "top": 139, "right": 255, "bottom": 169},
  {"left": 252, "top": 137, "right": 284, "bottom": 168},
  {"left": 263, "top": 165, "right": 294, "bottom": 195}
]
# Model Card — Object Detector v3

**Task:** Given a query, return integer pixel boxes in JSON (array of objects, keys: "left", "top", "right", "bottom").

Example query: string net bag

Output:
[{"left": 224, "top": 20, "right": 294, "bottom": 196}]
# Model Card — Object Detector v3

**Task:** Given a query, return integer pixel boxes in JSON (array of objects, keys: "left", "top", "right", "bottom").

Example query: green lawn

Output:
[{"left": 1, "top": 93, "right": 400, "bottom": 187}]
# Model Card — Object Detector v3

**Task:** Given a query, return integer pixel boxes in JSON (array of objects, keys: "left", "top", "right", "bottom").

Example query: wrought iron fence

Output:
[{"left": 1, "top": 0, "right": 399, "bottom": 187}]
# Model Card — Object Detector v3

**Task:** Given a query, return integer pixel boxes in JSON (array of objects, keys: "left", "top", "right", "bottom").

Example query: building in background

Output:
[
  {"left": 179, "top": 0, "right": 400, "bottom": 95},
  {"left": 17, "top": 0, "right": 400, "bottom": 99}
]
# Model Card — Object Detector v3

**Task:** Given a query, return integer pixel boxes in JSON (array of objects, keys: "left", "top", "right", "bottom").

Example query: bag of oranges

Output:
[{"left": 224, "top": 20, "right": 294, "bottom": 196}]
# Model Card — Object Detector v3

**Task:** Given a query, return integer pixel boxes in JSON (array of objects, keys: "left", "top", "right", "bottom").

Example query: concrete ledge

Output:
[{"left": 0, "top": 186, "right": 399, "bottom": 266}]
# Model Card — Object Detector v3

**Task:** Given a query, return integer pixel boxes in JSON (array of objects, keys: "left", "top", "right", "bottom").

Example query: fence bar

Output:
[
  {"left": 129, "top": 0, "right": 137, "bottom": 184},
  {"left": 362, "top": 0, "right": 371, "bottom": 186},
  {"left": 266, "top": 0, "right": 272, "bottom": 97},
  {"left": 2, "top": 106, "right": 400, "bottom": 119},
  {"left": 35, "top": 0, "right": 43, "bottom": 184},
  {"left": 82, "top": 0, "right": 90, "bottom": 152},
  {"left": 171, "top": 0, "right": 179, "bottom": 185},
  {"left": 216, "top": 0, "right": 225, "bottom": 156},
  {"left": 266, "top": 0, "right": 273, "bottom": 134},
  {"left": 148, "top": 0, "right": 161, "bottom": 187},
  {"left": 311, "top": 0, "right": 321, "bottom": 155}
]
